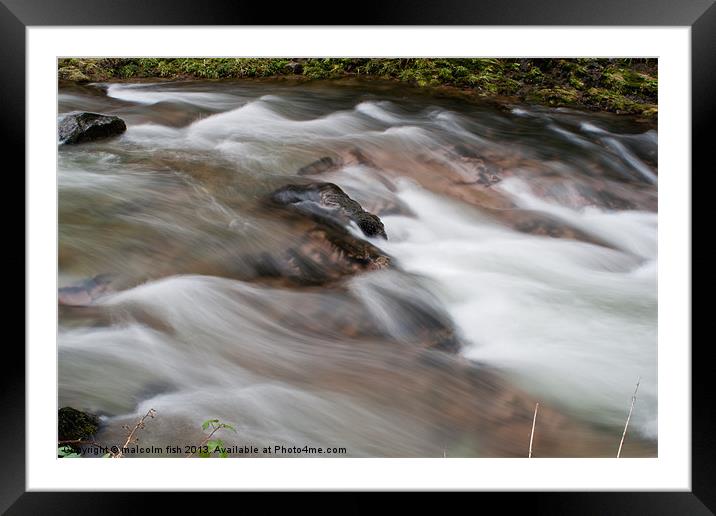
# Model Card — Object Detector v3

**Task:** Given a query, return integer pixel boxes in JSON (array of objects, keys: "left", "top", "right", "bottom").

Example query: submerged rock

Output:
[
  {"left": 507, "top": 211, "right": 611, "bottom": 247},
  {"left": 58, "top": 274, "right": 114, "bottom": 306},
  {"left": 58, "top": 407, "right": 99, "bottom": 441},
  {"left": 347, "top": 147, "right": 377, "bottom": 168},
  {"left": 58, "top": 111, "right": 127, "bottom": 144},
  {"left": 258, "top": 228, "right": 391, "bottom": 286},
  {"left": 297, "top": 156, "right": 343, "bottom": 176},
  {"left": 269, "top": 182, "right": 387, "bottom": 239},
  {"left": 240, "top": 224, "right": 392, "bottom": 287}
]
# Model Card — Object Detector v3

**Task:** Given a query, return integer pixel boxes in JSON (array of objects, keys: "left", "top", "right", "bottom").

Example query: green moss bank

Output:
[
  {"left": 58, "top": 406, "right": 99, "bottom": 441},
  {"left": 59, "top": 58, "right": 657, "bottom": 118}
]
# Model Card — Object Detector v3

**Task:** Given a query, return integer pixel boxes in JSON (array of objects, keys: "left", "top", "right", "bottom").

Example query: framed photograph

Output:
[{"left": 6, "top": 0, "right": 708, "bottom": 512}]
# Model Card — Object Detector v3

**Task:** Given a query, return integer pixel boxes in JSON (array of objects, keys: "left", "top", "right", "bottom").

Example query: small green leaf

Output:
[
  {"left": 58, "top": 445, "right": 81, "bottom": 458},
  {"left": 201, "top": 418, "right": 219, "bottom": 431},
  {"left": 206, "top": 439, "right": 222, "bottom": 453}
]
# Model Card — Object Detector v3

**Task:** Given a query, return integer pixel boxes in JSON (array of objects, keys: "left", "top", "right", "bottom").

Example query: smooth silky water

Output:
[{"left": 58, "top": 79, "right": 657, "bottom": 457}]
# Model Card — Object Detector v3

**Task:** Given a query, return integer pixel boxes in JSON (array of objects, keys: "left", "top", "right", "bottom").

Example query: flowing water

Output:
[{"left": 58, "top": 79, "right": 657, "bottom": 457}]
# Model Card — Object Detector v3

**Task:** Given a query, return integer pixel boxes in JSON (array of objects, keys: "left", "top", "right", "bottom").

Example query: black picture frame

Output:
[{"left": 4, "top": 0, "right": 709, "bottom": 513}]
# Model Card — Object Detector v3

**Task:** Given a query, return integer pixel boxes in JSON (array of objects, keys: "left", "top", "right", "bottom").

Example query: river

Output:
[{"left": 58, "top": 78, "right": 657, "bottom": 457}]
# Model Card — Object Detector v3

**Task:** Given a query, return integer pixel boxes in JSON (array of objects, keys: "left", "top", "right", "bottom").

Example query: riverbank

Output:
[{"left": 58, "top": 58, "right": 657, "bottom": 118}]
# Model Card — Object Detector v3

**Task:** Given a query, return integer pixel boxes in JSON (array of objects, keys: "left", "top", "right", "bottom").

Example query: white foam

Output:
[{"left": 380, "top": 184, "right": 657, "bottom": 437}]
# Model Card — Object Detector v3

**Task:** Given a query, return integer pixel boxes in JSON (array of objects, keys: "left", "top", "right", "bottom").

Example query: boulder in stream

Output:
[
  {"left": 251, "top": 182, "right": 391, "bottom": 286},
  {"left": 58, "top": 112, "right": 127, "bottom": 144},
  {"left": 269, "top": 182, "right": 387, "bottom": 239},
  {"left": 275, "top": 227, "right": 390, "bottom": 286}
]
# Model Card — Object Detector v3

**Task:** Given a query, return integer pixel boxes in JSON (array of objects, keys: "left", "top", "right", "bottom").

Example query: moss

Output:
[
  {"left": 569, "top": 76, "right": 585, "bottom": 89},
  {"left": 58, "top": 66, "right": 90, "bottom": 82},
  {"left": 524, "top": 66, "right": 544, "bottom": 84},
  {"left": 58, "top": 406, "right": 99, "bottom": 441},
  {"left": 57, "top": 58, "right": 658, "bottom": 117},
  {"left": 532, "top": 86, "right": 581, "bottom": 106},
  {"left": 58, "top": 58, "right": 110, "bottom": 82},
  {"left": 640, "top": 105, "right": 659, "bottom": 117},
  {"left": 580, "top": 86, "right": 657, "bottom": 116}
]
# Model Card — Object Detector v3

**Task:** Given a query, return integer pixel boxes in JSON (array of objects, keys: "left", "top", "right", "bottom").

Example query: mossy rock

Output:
[
  {"left": 58, "top": 66, "right": 90, "bottom": 82},
  {"left": 532, "top": 87, "right": 581, "bottom": 106},
  {"left": 58, "top": 407, "right": 99, "bottom": 441}
]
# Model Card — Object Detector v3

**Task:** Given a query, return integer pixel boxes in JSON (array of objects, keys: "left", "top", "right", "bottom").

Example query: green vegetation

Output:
[
  {"left": 58, "top": 58, "right": 291, "bottom": 81},
  {"left": 192, "top": 418, "right": 237, "bottom": 458},
  {"left": 56, "top": 408, "right": 238, "bottom": 458},
  {"left": 58, "top": 58, "right": 657, "bottom": 117},
  {"left": 57, "top": 445, "right": 82, "bottom": 458}
]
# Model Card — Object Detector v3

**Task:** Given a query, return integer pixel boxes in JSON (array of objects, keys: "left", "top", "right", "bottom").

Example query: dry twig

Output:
[
  {"left": 617, "top": 377, "right": 640, "bottom": 458},
  {"left": 113, "top": 408, "right": 157, "bottom": 458},
  {"left": 529, "top": 402, "right": 539, "bottom": 458}
]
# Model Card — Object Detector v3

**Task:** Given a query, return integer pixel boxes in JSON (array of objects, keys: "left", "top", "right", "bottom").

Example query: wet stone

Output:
[
  {"left": 58, "top": 112, "right": 127, "bottom": 144},
  {"left": 269, "top": 182, "right": 387, "bottom": 239}
]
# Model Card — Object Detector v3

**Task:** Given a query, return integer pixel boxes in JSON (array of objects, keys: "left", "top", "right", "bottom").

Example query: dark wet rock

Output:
[
  {"left": 285, "top": 61, "right": 304, "bottom": 74},
  {"left": 307, "top": 227, "right": 390, "bottom": 270},
  {"left": 58, "top": 112, "right": 127, "bottom": 144},
  {"left": 297, "top": 156, "right": 344, "bottom": 176},
  {"left": 58, "top": 274, "right": 114, "bottom": 306},
  {"left": 238, "top": 183, "right": 393, "bottom": 286},
  {"left": 58, "top": 407, "right": 99, "bottom": 441},
  {"left": 242, "top": 227, "right": 391, "bottom": 287},
  {"left": 269, "top": 182, "right": 387, "bottom": 239}
]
